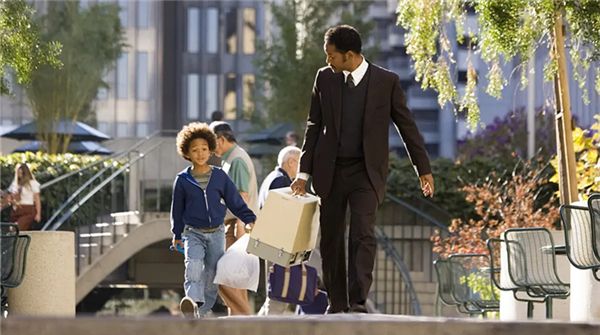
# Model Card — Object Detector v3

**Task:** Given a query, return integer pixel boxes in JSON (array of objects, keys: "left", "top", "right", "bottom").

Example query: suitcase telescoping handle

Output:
[{"left": 280, "top": 263, "right": 308, "bottom": 301}]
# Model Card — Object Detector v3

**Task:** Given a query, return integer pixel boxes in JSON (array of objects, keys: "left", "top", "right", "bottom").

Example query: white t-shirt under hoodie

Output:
[{"left": 9, "top": 180, "right": 40, "bottom": 205}]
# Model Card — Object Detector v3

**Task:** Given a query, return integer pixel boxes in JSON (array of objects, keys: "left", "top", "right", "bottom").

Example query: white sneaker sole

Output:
[{"left": 180, "top": 298, "right": 197, "bottom": 318}]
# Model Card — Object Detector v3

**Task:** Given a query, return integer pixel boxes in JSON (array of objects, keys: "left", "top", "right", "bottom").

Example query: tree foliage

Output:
[
  {"left": 25, "top": 1, "right": 124, "bottom": 154},
  {"left": 387, "top": 155, "right": 522, "bottom": 222},
  {"left": 0, "top": 152, "right": 125, "bottom": 230},
  {"left": 457, "top": 107, "right": 557, "bottom": 162},
  {"left": 550, "top": 115, "right": 600, "bottom": 199},
  {"left": 0, "top": 0, "right": 61, "bottom": 95},
  {"left": 396, "top": 0, "right": 600, "bottom": 129},
  {"left": 254, "top": 0, "right": 375, "bottom": 131}
]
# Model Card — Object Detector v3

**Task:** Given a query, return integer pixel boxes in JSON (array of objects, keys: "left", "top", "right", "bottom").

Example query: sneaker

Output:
[{"left": 180, "top": 297, "right": 198, "bottom": 318}]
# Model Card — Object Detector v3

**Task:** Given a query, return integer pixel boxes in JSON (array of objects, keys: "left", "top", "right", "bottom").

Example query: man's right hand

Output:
[{"left": 291, "top": 178, "right": 307, "bottom": 196}]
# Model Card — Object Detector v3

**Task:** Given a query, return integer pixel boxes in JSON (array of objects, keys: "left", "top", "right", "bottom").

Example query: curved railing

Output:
[
  {"left": 41, "top": 130, "right": 177, "bottom": 231},
  {"left": 370, "top": 193, "right": 450, "bottom": 315}
]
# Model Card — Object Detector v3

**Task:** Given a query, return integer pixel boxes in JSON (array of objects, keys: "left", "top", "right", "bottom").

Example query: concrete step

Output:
[
  {"left": 7, "top": 315, "right": 600, "bottom": 335},
  {"left": 78, "top": 232, "right": 114, "bottom": 247},
  {"left": 110, "top": 211, "right": 141, "bottom": 224}
]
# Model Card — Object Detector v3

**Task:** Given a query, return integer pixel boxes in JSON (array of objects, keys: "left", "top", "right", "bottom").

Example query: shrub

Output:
[
  {"left": 1, "top": 152, "right": 125, "bottom": 230},
  {"left": 431, "top": 159, "right": 559, "bottom": 258}
]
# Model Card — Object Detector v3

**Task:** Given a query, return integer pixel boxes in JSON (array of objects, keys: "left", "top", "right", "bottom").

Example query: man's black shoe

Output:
[
  {"left": 349, "top": 303, "right": 368, "bottom": 313},
  {"left": 325, "top": 306, "right": 349, "bottom": 314}
]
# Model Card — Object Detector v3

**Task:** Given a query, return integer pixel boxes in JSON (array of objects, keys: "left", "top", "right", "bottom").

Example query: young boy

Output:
[{"left": 171, "top": 122, "right": 256, "bottom": 318}]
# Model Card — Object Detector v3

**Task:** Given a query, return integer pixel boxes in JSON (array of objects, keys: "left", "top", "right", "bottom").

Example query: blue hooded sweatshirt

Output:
[{"left": 170, "top": 166, "right": 256, "bottom": 240}]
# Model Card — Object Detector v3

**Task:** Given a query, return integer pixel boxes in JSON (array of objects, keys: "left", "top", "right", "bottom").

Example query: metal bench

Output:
[
  {"left": 487, "top": 227, "right": 569, "bottom": 318},
  {"left": 1, "top": 223, "right": 31, "bottom": 316},
  {"left": 434, "top": 253, "right": 499, "bottom": 317}
]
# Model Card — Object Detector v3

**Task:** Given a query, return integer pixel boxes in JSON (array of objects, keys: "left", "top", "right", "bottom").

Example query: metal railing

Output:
[
  {"left": 36, "top": 131, "right": 180, "bottom": 277},
  {"left": 370, "top": 193, "right": 450, "bottom": 315},
  {"left": 41, "top": 130, "right": 176, "bottom": 231}
]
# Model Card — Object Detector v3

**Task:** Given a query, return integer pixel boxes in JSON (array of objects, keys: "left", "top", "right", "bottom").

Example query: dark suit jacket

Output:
[{"left": 299, "top": 62, "right": 431, "bottom": 204}]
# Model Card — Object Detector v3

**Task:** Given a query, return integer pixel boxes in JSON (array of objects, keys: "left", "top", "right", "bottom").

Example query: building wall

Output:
[
  {"left": 161, "top": 0, "right": 265, "bottom": 133},
  {"left": 0, "top": 0, "right": 163, "bottom": 140},
  {"left": 94, "top": 0, "right": 163, "bottom": 138}
]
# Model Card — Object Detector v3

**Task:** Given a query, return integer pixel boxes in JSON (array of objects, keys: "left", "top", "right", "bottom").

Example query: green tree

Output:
[
  {"left": 25, "top": 1, "right": 124, "bottom": 154},
  {"left": 254, "top": 0, "right": 375, "bottom": 130},
  {"left": 0, "top": 0, "right": 61, "bottom": 95},
  {"left": 396, "top": 0, "right": 595, "bottom": 204}
]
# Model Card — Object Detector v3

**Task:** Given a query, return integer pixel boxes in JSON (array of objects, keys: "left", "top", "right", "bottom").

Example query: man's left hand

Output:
[{"left": 419, "top": 174, "right": 434, "bottom": 198}]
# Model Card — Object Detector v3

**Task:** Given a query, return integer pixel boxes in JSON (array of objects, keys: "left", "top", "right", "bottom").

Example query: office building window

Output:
[
  {"left": 136, "top": 123, "right": 149, "bottom": 137},
  {"left": 97, "top": 87, "right": 108, "bottom": 100},
  {"left": 136, "top": 52, "right": 149, "bottom": 100},
  {"left": 117, "top": 122, "right": 129, "bottom": 137},
  {"left": 137, "top": 0, "right": 150, "bottom": 28},
  {"left": 224, "top": 74, "right": 237, "bottom": 120},
  {"left": 118, "top": 0, "right": 128, "bottom": 27},
  {"left": 98, "top": 122, "right": 111, "bottom": 136},
  {"left": 205, "top": 74, "right": 218, "bottom": 120},
  {"left": 187, "top": 7, "right": 200, "bottom": 53},
  {"left": 187, "top": 74, "right": 200, "bottom": 120},
  {"left": 117, "top": 53, "right": 128, "bottom": 99},
  {"left": 97, "top": 71, "right": 111, "bottom": 100},
  {"left": 242, "top": 74, "right": 255, "bottom": 119},
  {"left": 225, "top": 8, "right": 237, "bottom": 54},
  {"left": 242, "top": 8, "right": 256, "bottom": 54},
  {"left": 206, "top": 8, "right": 218, "bottom": 54},
  {"left": 414, "top": 109, "right": 439, "bottom": 132}
]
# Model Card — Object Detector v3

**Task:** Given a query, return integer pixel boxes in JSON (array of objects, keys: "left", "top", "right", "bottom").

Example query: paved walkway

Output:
[{"left": 3, "top": 314, "right": 600, "bottom": 335}]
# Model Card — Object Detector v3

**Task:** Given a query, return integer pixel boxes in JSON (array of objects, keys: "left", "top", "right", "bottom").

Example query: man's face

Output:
[
  {"left": 213, "top": 136, "right": 226, "bottom": 157},
  {"left": 324, "top": 43, "right": 350, "bottom": 73},
  {"left": 284, "top": 154, "right": 300, "bottom": 179},
  {"left": 187, "top": 138, "right": 211, "bottom": 166}
]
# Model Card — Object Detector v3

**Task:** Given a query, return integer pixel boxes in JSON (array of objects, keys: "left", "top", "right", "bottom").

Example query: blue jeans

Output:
[{"left": 183, "top": 225, "right": 225, "bottom": 316}]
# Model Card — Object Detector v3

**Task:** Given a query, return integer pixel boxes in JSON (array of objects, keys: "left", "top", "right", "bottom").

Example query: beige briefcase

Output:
[{"left": 247, "top": 187, "right": 319, "bottom": 267}]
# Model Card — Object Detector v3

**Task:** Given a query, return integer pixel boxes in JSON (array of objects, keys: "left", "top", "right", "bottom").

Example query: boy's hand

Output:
[{"left": 172, "top": 238, "right": 184, "bottom": 250}]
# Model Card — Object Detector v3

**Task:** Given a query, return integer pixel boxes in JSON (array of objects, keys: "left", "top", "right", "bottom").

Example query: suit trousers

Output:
[
  {"left": 218, "top": 218, "right": 251, "bottom": 315},
  {"left": 319, "top": 158, "right": 378, "bottom": 312}
]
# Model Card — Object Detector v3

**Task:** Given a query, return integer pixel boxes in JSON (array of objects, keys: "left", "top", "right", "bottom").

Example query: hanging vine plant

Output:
[{"left": 396, "top": 0, "right": 600, "bottom": 129}]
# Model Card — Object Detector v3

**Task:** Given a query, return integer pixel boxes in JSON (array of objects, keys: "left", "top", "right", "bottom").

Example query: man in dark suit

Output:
[{"left": 291, "top": 25, "right": 434, "bottom": 314}]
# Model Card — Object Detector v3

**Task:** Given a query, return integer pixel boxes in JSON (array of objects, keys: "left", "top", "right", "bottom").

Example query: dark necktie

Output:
[{"left": 347, "top": 73, "right": 355, "bottom": 88}]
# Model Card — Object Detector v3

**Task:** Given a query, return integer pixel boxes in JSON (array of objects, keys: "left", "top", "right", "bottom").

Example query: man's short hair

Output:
[
  {"left": 210, "top": 110, "right": 223, "bottom": 122},
  {"left": 209, "top": 121, "right": 236, "bottom": 142},
  {"left": 324, "top": 25, "right": 362, "bottom": 54},
  {"left": 277, "top": 146, "right": 301, "bottom": 167},
  {"left": 176, "top": 122, "right": 217, "bottom": 161},
  {"left": 285, "top": 131, "right": 299, "bottom": 143}
]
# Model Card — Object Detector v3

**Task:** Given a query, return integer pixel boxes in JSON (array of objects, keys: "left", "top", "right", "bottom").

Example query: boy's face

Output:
[{"left": 187, "top": 138, "right": 211, "bottom": 167}]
